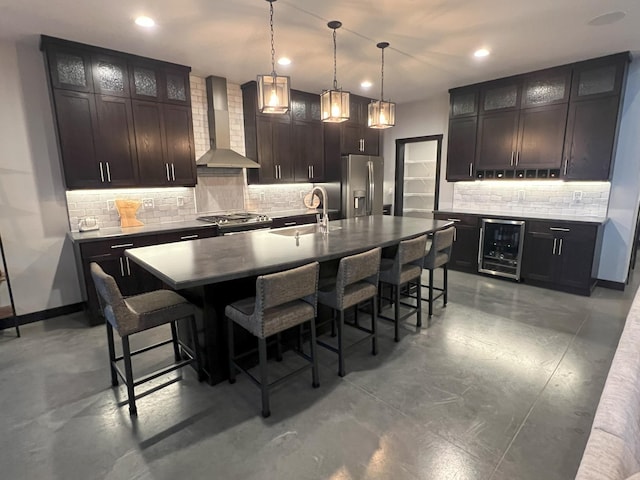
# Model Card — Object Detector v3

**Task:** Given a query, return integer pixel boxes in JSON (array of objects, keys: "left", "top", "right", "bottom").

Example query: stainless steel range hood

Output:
[{"left": 196, "top": 76, "right": 260, "bottom": 170}]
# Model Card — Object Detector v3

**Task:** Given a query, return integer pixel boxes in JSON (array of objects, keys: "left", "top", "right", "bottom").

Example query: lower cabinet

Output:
[
  {"left": 78, "top": 227, "right": 217, "bottom": 325},
  {"left": 433, "top": 213, "right": 479, "bottom": 273},
  {"left": 521, "top": 221, "right": 601, "bottom": 295}
]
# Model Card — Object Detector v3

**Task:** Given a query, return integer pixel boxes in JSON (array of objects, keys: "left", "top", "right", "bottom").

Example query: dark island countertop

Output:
[
  {"left": 125, "top": 216, "right": 453, "bottom": 290},
  {"left": 435, "top": 209, "right": 607, "bottom": 225}
]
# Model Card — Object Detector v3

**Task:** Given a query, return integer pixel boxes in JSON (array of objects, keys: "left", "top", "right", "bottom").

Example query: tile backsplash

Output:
[
  {"left": 453, "top": 181, "right": 610, "bottom": 217},
  {"left": 66, "top": 187, "right": 197, "bottom": 231},
  {"left": 246, "top": 184, "right": 317, "bottom": 213}
]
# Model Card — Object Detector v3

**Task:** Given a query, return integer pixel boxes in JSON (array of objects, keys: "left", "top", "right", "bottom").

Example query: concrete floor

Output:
[{"left": 0, "top": 269, "right": 636, "bottom": 480}]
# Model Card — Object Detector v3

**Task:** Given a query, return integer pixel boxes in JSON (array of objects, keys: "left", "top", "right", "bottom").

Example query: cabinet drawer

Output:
[
  {"left": 271, "top": 215, "right": 317, "bottom": 229},
  {"left": 80, "top": 235, "right": 158, "bottom": 259},
  {"left": 434, "top": 212, "right": 479, "bottom": 227},
  {"left": 155, "top": 227, "right": 217, "bottom": 244},
  {"left": 526, "top": 221, "right": 596, "bottom": 239}
]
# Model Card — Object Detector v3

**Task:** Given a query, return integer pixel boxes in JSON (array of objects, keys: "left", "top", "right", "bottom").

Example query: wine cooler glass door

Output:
[{"left": 478, "top": 219, "right": 525, "bottom": 280}]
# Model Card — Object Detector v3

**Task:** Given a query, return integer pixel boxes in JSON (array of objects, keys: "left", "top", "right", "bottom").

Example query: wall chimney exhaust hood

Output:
[{"left": 196, "top": 76, "right": 260, "bottom": 170}]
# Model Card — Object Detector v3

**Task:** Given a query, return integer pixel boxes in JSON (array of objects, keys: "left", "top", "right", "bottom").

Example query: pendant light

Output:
[
  {"left": 368, "top": 42, "right": 396, "bottom": 129},
  {"left": 321, "top": 21, "right": 350, "bottom": 123},
  {"left": 257, "top": 0, "right": 290, "bottom": 114}
]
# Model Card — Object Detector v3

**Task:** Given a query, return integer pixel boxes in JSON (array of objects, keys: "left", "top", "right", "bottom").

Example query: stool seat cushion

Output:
[
  {"left": 379, "top": 259, "right": 422, "bottom": 285},
  {"left": 226, "top": 298, "right": 315, "bottom": 339},
  {"left": 116, "top": 290, "right": 195, "bottom": 337}
]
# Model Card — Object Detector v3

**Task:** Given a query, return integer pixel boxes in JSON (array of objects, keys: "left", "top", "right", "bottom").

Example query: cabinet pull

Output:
[
  {"left": 311, "top": 165, "right": 314, "bottom": 178},
  {"left": 99, "top": 162, "right": 105, "bottom": 182},
  {"left": 510, "top": 152, "right": 514, "bottom": 167},
  {"left": 563, "top": 159, "right": 568, "bottom": 176},
  {"left": 516, "top": 152, "right": 520, "bottom": 166},
  {"left": 105, "top": 162, "right": 111, "bottom": 182},
  {"left": 119, "top": 257, "right": 125, "bottom": 276},
  {"left": 165, "top": 163, "right": 171, "bottom": 181},
  {"left": 446, "top": 218, "right": 461, "bottom": 222},
  {"left": 469, "top": 163, "right": 473, "bottom": 177},
  {"left": 284, "top": 221, "right": 297, "bottom": 226},
  {"left": 453, "top": 227, "right": 457, "bottom": 242},
  {"left": 477, "top": 228, "right": 483, "bottom": 266},
  {"left": 558, "top": 238, "right": 563, "bottom": 256},
  {"left": 110, "top": 243, "right": 134, "bottom": 249},
  {"left": 171, "top": 163, "right": 176, "bottom": 181},
  {"left": 552, "top": 238, "right": 557, "bottom": 255},
  {"left": 125, "top": 256, "right": 131, "bottom": 276},
  {"left": 180, "top": 234, "right": 199, "bottom": 240},
  {"left": 549, "top": 227, "right": 570, "bottom": 232}
]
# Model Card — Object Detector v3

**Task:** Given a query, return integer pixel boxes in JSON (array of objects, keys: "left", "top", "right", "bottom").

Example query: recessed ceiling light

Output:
[
  {"left": 474, "top": 48, "right": 490, "bottom": 58},
  {"left": 361, "top": 81, "right": 373, "bottom": 88},
  {"left": 135, "top": 16, "right": 155, "bottom": 28},
  {"left": 588, "top": 11, "right": 626, "bottom": 26},
  {"left": 277, "top": 57, "right": 291, "bottom": 66}
]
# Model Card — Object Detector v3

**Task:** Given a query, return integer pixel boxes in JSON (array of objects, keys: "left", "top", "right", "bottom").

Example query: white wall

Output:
[
  {"left": 598, "top": 59, "right": 640, "bottom": 283},
  {"left": 382, "top": 94, "right": 452, "bottom": 212},
  {"left": 0, "top": 39, "right": 82, "bottom": 314}
]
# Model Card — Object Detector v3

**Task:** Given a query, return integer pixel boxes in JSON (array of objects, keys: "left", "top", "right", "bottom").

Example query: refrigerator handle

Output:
[{"left": 367, "top": 160, "right": 375, "bottom": 215}]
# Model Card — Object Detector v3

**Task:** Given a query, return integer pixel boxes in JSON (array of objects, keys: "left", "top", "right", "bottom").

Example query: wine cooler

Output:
[{"left": 478, "top": 218, "right": 525, "bottom": 280}]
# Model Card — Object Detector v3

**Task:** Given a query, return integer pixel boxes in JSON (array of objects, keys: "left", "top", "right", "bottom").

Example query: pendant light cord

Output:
[
  {"left": 269, "top": 0, "right": 276, "bottom": 76},
  {"left": 380, "top": 47, "right": 385, "bottom": 101},
  {"left": 332, "top": 28, "right": 338, "bottom": 90}
]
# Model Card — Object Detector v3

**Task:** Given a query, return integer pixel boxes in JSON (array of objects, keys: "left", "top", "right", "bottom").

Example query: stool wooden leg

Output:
[
  {"left": 190, "top": 315, "right": 204, "bottom": 382},
  {"left": 309, "top": 317, "right": 320, "bottom": 388},
  {"left": 394, "top": 285, "right": 400, "bottom": 342},
  {"left": 170, "top": 321, "right": 181, "bottom": 361},
  {"left": 416, "top": 278, "right": 423, "bottom": 328},
  {"left": 258, "top": 337, "right": 270, "bottom": 418},
  {"left": 337, "top": 310, "right": 345, "bottom": 377},
  {"left": 106, "top": 321, "right": 118, "bottom": 387},
  {"left": 122, "top": 336, "right": 137, "bottom": 416},
  {"left": 428, "top": 269, "right": 434, "bottom": 317},
  {"left": 227, "top": 317, "right": 236, "bottom": 384},
  {"left": 444, "top": 265, "right": 448, "bottom": 306},
  {"left": 371, "top": 297, "right": 378, "bottom": 355}
]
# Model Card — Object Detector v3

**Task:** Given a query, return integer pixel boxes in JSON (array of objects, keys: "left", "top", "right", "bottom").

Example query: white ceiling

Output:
[{"left": 1, "top": 0, "right": 639, "bottom": 103}]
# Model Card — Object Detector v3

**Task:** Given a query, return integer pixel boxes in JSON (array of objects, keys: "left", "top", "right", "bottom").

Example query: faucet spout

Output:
[{"left": 310, "top": 186, "right": 329, "bottom": 234}]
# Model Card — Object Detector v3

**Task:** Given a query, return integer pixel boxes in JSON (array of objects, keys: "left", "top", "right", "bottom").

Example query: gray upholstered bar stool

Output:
[
  {"left": 378, "top": 234, "right": 428, "bottom": 341},
  {"left": 90, "top": 262, "right": 203, "bottom": 416},
  {"left": 226, "top": 261, "right": 320, "bottom": 418},
  {"left": 422, "top": 226, "right": 455, "bottom": 317},
  {"left": 316, "top": 247, "right": 381, "bottom": 377}
]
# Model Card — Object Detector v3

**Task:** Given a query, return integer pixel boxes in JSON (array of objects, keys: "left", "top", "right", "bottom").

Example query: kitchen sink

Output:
[{"left": 269, "top": 224, "right": 342, "bottom": 237}]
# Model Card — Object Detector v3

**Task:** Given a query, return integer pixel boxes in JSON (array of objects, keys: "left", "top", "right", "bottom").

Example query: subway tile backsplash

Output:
[
  {"left": 66, "top": 187, "right": 197, "bottom": 231},
  {"left": 453, "top": 181, "right": 610, "bottom": 217}
]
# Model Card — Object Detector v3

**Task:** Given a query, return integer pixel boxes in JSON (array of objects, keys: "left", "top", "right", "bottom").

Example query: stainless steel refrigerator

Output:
[{"left": 341, "top": 155, "right": 384, "bottom": 218}]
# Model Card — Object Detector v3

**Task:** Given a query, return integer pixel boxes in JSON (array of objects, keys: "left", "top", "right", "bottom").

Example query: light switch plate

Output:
[
  {"left": 176, "top": 196, "right": 184, "bottom": 207},
  {"left": 143, "top": 198, "right": 154, "bottom": 209},
  {"left": 107, "top": 200, "right": 115, "bottom": 211},
  {"left": 573, "top": 191, "right": 583, "bottom": 202}
]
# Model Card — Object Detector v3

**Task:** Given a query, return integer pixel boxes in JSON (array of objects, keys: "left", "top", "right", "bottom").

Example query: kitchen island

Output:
[{"left": 125, "top": 215, "right": 453, "bottom": 383}]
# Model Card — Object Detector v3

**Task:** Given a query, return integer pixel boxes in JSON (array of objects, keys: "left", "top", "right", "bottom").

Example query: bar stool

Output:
[
  {"left": 316, "top": 247, "right": 381, "bottom": 377},
  {"left": 378, "top": 234, "right": 428, "bottom": 341},
  {"left": 422, "top": 226, "right": 455, "bottom": 317},
  {"left": 90, "top": 262, "right": 203, "bottom": 416},
  {"left": 226, "top": 262, "right": 320, "bottom": 418}
]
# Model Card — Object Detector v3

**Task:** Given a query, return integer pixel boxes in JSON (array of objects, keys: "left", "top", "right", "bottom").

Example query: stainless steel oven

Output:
[{"left": 478, "top": 218, "right": 525, "bottom": 280}]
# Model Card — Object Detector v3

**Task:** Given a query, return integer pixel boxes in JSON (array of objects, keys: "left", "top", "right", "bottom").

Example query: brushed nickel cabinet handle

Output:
[
  {"left": 558, "top": 238, "right": 563, "bottom": 256},
  {"left": 516, "top": 152, "right": 520, "bottom": 166},
  {"left": 110, "top": 243, "right": 134, "bottom": 249},
  {"left": 469, "top": 163, "right": 473, "bottom": 177},
  {"left": 99, "top": 162, "right": 105, "bottom": 182},
  {"left": 510, "top": 152, "right": 514, "bottom": 167},
  {"left": 564, "top": 159, "right": 568, "bottom": 176},
  {"left": 166, "top": 163, "right": 171, "bottom": 181},
  {"left": 171, "top": 163, "right": 176, "bottom": 181},
  {"left": 125, "top": 257, "right": 131, "bottom": 275},
  {"left": 119, "top": 257, "right": 125, "bottom": 276},
  {"left": 105, "top": 162, "right": 111, "bottom": 182},
  {"left": 284, "top": 221, "right": 297, "bottom": 226},
  {"left": 446, "top": 218, "right": 461, "bottom": 222},
  {"left": 553, "top": 238, "right": 557, "bottom": 255},
  {"left": 550, "top": 227, "right": 570, "bottom": 232},
  {"left": 180, "top": 234, "right": 199, "bottom": 240},
  {"left": 477, "top": 228, "right": 483, "bottom": 266}
]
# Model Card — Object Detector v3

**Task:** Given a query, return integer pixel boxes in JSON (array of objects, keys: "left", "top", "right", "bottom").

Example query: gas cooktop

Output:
[{"left": 196, "top": 212, "right": 272, "bottom": 233}]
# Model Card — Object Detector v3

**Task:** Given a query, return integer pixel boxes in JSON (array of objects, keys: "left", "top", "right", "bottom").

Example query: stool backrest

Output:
[
  {"left": 336, "top": 247, "right": 381, "bottom": 294},
  {"left": 90, "top": 262, "right": 134, "bottom": 332},
  {"left": 385, "top": 234, "right": 429, "bottom": 279},
  {"left": 424, "top": 226, "right": 455, "bottom": 269},
  {"left": 256, "top": 262, "right": 319, "bottom": 314}
]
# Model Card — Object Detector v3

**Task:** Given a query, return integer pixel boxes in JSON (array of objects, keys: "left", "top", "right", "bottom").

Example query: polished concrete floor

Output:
[{"left": 1, "top": 270, "right": 637, "bottom": 480}]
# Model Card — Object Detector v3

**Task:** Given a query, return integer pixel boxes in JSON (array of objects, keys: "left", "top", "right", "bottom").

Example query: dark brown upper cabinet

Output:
[
  {"left": 449, "top": 87, "right": 479, "bottom": 118},
  {"left": 340, "top": 94, "right": 380, "bottom": 156},
  {"left": 480, "top": 78, "right": 522, "bottom": 113},
  {"left": 291, "top": 90, "right": 324, "bottom": 182},
  {"left": 41, "top": 35, "right": 195, "bottom": 189},
  {"left": 570, "top": 53, "right": 628, "bottom": 101},
  {"left": 446, "top": 117, "right": 478, "bottom": 181},
  {"left": 91, "top": 53, "right": 130, "bottom": 97}
]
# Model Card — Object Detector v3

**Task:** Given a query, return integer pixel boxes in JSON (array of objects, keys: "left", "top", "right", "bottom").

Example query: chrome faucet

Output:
[{"left": 311, "top": 186, "right": 329, "bottom": 234}]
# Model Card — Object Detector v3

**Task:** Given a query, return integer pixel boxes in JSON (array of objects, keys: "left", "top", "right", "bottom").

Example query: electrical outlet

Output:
[
  {"left": 573, "top": 191, "right": 583, "bottom": 202},
  {"left": 260, "top": 192, "right": 266, "bottom": 201},
  {"left": 176, "top": 196, "right": 184, "bottom": 207},
  {"left": 517, "top": 190, "right": 525, "bottom": 202},
  {"left": 107, "top": 200, "right": 115, "bottom": 211},
  {"left": 142, "top": 198, "right": 154, "bottom": 209}
]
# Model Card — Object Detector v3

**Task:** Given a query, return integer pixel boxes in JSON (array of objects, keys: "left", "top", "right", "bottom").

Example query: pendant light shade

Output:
[
  {"left": 257, "top": 0, "right": 290, "bottom": 114},
  {"left": 321, "top": 21, "right": 350, "bottom": 123},
  {"left": 368, "top": 42, "right": 396, "bottom": 129}
]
